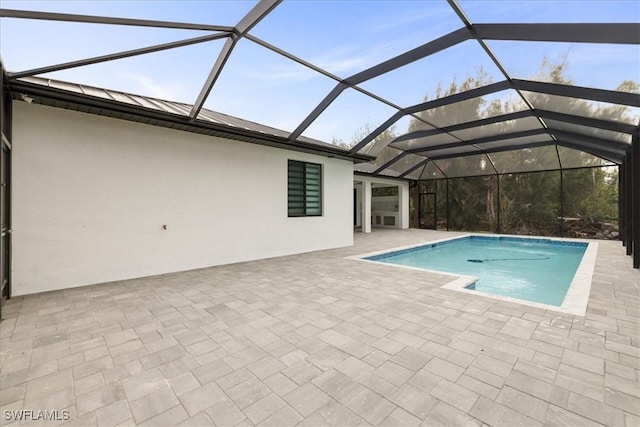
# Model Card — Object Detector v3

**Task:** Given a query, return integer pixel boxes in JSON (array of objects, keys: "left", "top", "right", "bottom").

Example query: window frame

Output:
[{"left": 288, "top": 159, "right": 323, "bottom": 217}]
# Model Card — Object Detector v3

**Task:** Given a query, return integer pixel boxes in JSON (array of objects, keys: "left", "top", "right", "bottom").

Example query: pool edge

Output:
[{"left": 349, "top": 233, "right": 598, "bottom": 317}]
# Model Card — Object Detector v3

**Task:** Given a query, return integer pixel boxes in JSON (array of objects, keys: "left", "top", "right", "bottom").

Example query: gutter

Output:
[{"left": 8, "top": 79, "right": 375, "bottom": 164}]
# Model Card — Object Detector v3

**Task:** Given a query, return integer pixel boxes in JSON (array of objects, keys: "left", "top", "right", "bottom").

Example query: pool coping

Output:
[{"left": 348, "top": 233, "right": 598, "bottom": 317}]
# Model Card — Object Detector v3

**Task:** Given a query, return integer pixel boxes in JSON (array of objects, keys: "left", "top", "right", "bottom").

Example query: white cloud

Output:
[
  {"left": 124, "top": 74, "right": 181, "bottom": 100},
  {"left": 366, "top": 8, "right": 451, "bottom": 33},
  {"left": 240, "top": 62, "right": 319, "bottom": 83},
  {"left": 310, "top": 44, "right": 380, "bottom": 75}
]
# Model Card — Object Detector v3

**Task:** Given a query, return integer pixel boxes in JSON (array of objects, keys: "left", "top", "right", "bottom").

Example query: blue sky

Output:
[{"left": 1, "top": 0, "right": 638, "bottom": 145}]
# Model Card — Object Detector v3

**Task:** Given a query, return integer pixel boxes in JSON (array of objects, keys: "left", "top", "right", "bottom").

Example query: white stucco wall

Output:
[
  {"left": 12, "top": 102, "right": 354, "bottom": 295},
  {"left": 355, "top": 176, "right": 410, "bottom": 231}
]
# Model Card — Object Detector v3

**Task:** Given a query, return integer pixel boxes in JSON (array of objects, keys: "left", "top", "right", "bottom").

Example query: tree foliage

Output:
[
  {"left": 402, "top": 59, "right": 632, "bottom": 235},
  {"left": 337, "top": 56, "right": 633, "bottom": 236}
]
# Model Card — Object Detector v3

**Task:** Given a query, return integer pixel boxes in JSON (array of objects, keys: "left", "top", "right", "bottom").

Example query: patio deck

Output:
[{"left": 1, "top": 229, "right": 638, "bottom": 426}]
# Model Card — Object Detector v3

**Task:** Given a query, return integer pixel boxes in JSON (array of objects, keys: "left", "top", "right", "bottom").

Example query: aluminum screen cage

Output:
[{"left": 1, "top": 0, "right": 639, "bottom": 267}]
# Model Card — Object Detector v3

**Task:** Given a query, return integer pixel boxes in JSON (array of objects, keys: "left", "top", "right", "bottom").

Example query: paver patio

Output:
[{"left": 1, "top": 229, "right": 638, "bottom": 426}]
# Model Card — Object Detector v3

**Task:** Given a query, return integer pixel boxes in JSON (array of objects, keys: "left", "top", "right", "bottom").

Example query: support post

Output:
[
  {"left": 626, "top": 151, "right": 633, "bottom": 256},
  {"left": 362, "top": 180, "right": 372, "bottom": 234},
  {"left": 559, "top": 169, "right": 564, "bottom": 237},
  {"left": 619, "top": 163, "right": 625, "bottom": 244},
  {"left": 0, "top": 62, "right": 12, "bottom": 318},
  {"left": 632, "top": 132, "right": 639, "bottom": 268},
  {"left": 446, "top": 179, "right": 450, "bottom": 231},
  {"left": 399, "top": 182, "right": 410, "bottom": 229},
  {"left": 496, "top": 175, "right": 501, "bottom": 234}
]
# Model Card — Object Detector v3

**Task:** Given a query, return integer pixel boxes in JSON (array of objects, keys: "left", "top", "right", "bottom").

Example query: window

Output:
[{"left": 288, "top": 160, "right": 322, "bottom": 217}]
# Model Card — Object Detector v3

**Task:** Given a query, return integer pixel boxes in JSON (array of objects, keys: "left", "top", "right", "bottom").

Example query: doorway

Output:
[{"left": 419, "top": 192, "right": 436, "bottom": 229}]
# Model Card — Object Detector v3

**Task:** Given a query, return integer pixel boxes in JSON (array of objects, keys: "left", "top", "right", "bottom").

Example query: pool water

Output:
[{"left": 366, "top": 236, "right": 588, "bottom": 306}]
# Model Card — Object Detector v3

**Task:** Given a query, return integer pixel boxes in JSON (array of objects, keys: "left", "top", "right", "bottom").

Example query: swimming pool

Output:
[{"left": 359, "top": 235, "right": 597, "bottom": 315}]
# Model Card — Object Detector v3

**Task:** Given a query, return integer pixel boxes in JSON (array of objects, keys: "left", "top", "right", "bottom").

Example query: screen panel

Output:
[
  {"left": 477, "top": 134, "right": 554, "bottom": 150},
  {"left": 459, "top": 0, "right": 639, "bottom": 23},
  {"left": 359, "top": 116, "right": 416, "bottom": 156},
  {"left": 302, "top": 88, "right": 398, "bottom": 147},
  {"left": 420, "top": 161, "right": 447, "bottom": 180},
  {"left": 450, "top": 116, "right": 543, "bottom": 141},
  {"left": 420, "top": 145, "right": 481, "bottom": 159},
  {"left": 523, "top": 91, "right": 640, "bottom": 125},
  {"left": 562, "top": 167, "right": 619, "bottom": 228},
  {"left": 488, "top": 41, "right": 640, "bottom": 93},
  {"left": 249, "top": 0, "right": 462, "bottom": 78},
  {"left": 499, "top": 170, "right": 561, "bottom": 236},
  {"left": 545, "top": 119, "right": 632, "bottom": 144},
  {"left": 489, "top": 145, "right": 561, "bottom": 173},
  {"left": 391, "top": 133, "right": 460, "bottom": 151},
  {"left": 385, "top": 153, "right": 428, "bottom": 176},
  {"left": 434, "top": 154, "right": 495, "bottom": 177},
  {"left": 0, "top": 0, "right": 254, "bottom": 24},
  {"left": 204, "top": 39, "right": 336, "bottom": 134},
  {"left": 414, "top": 89, "right": 530, "bottom": 128},
  {"left": 25, "top": 38, "right": 226, "bottom": 104},
  {"left": 557, "top": 146, "right": 616, "bottom": 169},
  {"left": 359, "top": 40, "right": 503, "bottom": 108}
]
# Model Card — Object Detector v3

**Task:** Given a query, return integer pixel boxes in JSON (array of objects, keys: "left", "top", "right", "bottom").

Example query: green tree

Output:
[
  {"left": 340, "top": 56, "right": 632, "bottom": 236},
  {"left": 408, "top": 58, "right": 632, "bottom": 235}
]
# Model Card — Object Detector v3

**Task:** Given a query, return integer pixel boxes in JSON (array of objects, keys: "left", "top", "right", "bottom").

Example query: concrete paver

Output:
[{"left": 0, "top": 229, "right": 638, "bottom": 426}]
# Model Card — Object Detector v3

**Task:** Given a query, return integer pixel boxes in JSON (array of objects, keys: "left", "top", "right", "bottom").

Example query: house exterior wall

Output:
[{"left": 12, "top": 102, "right": 354, "bottom": 295}]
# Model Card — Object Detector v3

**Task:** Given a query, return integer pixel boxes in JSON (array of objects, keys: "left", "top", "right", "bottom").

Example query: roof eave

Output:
[{"left": 8, "top": 79, "right": 374, "bottom": 164}]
